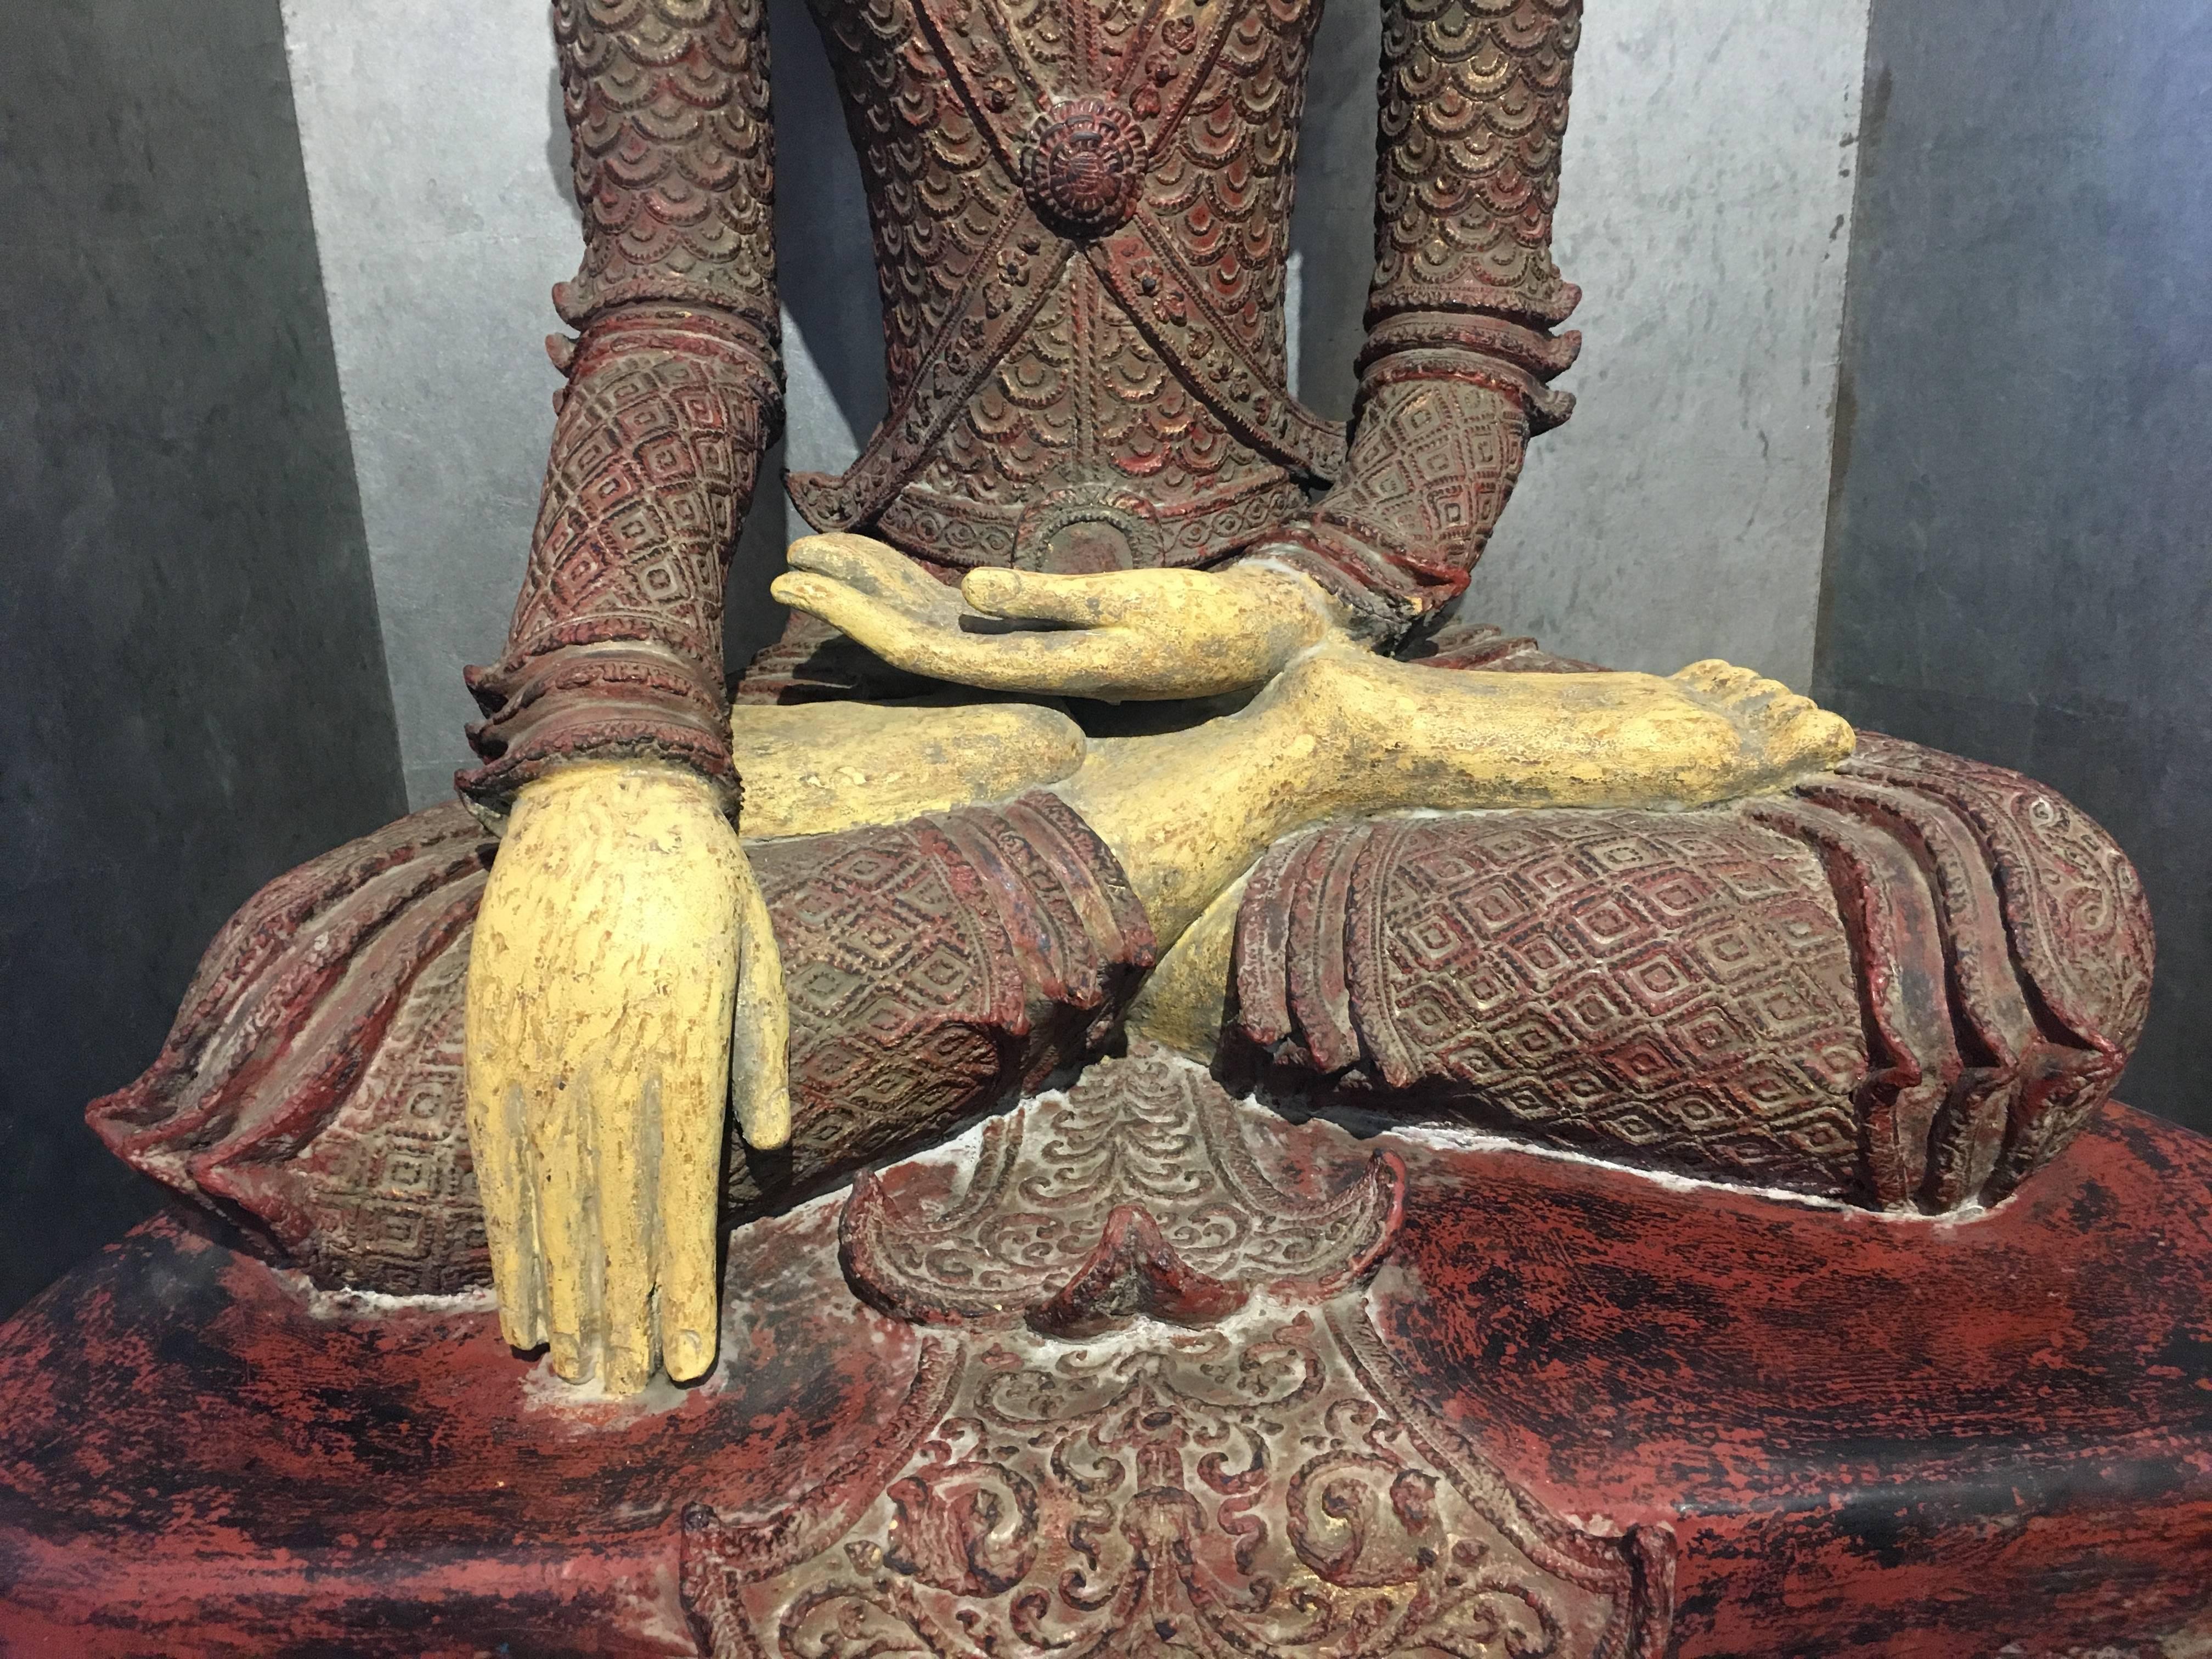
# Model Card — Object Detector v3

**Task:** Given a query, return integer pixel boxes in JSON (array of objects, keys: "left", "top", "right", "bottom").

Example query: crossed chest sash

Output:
[{"left": 792, "top": 0, "right": 1348, "bottom": 534}]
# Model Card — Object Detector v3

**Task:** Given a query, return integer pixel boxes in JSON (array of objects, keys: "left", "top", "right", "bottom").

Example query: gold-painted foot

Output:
[
  {"left": 1244, "top": 644, "right": 1855, "bottom": 817},
  {"left": 1668, "top": 659, "right": 1858, "bottom": 788}
]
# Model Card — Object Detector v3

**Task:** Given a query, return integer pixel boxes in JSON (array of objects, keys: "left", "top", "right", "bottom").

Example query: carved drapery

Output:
[
  {"left": 1234, "top": 736, "right": 2155, "bottom": 1213},
  {"left": 85, "top": 793, "right": 1154, "bottom": 1294}
]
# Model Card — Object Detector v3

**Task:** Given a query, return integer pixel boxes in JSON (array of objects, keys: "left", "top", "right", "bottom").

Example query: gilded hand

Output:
[
  {"left": 769, "top": 533, "right": 1341, "bottom": 701},
  {"left": 463, "top": 761, "right": 789, "bottom": 1396}
]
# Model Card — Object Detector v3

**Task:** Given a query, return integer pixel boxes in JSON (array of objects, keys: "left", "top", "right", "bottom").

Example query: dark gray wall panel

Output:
[
  {"left": 1818, "top": 0, "right": 2212, "bottom": 1132},
  {"left": 0, "top": 0, "right": 406, "bottom": 1313}
]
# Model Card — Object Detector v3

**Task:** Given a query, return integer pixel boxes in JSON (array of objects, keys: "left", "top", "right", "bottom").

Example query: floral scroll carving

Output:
[
  {"left": 680, "top": 1054, "right": 1675, "bottom": 1657},
  {"left": 839, "top": 1053, "right": 1405, "bottom": 1332}
]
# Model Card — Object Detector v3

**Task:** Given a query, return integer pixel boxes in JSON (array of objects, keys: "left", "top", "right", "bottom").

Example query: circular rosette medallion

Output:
[{"left": 1020, "top": 97, "right": 1146, "bottom": 240}]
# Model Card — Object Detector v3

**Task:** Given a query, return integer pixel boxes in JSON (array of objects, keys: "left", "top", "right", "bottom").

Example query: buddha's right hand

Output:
[{"left": 463, "top": 761, "right": 789, "bottom": 1396}]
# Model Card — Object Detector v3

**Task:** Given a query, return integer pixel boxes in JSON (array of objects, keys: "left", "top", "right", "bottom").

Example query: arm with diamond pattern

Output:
[
  {"left": 1244, "top": 0, "right": 1584, "bottom": 647},
  {"left": 459, "top": 0, "right": 782, "bottom": 813}
]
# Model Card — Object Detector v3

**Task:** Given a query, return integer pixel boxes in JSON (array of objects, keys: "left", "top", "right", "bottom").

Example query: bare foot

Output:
[
  {"left": 1250, "top": 645, "right": 1855, "bottom": 816},
  {"left": 1668, "top": 659, "right": 1858, "bottom": 789},
  {"left": 729, "top": 697, "right": 1087, "bottom": 838}
]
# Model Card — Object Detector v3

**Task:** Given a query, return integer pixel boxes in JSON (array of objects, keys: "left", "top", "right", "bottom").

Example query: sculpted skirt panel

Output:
[
  {"left": 1233, "top": 736, "right": 2153, "bottom": 1210},
  {"left": 88, "top": 739, "right": 2152, "bottom": 1296},
  {"left": 89, "top": 794, "right": 1153, "bottom": 1296}
]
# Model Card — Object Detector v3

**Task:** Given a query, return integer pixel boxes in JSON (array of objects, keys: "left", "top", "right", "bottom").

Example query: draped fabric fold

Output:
[
  {"left": 88, "top": 795, "right": 1154, "bottom": 1295},
  {"left": 1232, "top": 737, "right": 2153, "bottom": 1212}
]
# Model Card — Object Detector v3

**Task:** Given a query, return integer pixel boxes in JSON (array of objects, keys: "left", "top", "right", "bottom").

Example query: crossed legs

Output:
[{"left": 733, "top": 644, "right": 1855, "bottom": 944}]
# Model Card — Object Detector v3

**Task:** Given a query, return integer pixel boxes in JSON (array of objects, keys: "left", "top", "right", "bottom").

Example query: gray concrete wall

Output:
[
  {"left": 0, "top": 0, "right": 407, "bottom": 1314},
  {"left": 286, "top": 0, "right": 1870, "bottom": 808},
  {"left": 1817, "top": 0, "right": 2212, "bottom": 1135},
  {"left": 280, "top": 0, "right": 575, "bottom": 808}
]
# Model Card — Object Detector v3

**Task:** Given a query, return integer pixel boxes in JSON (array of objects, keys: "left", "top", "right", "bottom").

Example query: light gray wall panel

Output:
[
  {"left": 282, "top": 0, "right": 573, "bottom": 806},
  {"left": 1463, "top": 0, "right": 1869, "bottom": 685}
]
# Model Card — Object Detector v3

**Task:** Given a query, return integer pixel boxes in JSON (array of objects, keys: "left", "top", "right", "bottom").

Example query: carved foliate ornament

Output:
[
  {"left": 840, "top": 1052, "right": 1404, "bottom": 1332},
  {"left": 680, "top": 1055, "right": 1676, "bottom": 1657}
]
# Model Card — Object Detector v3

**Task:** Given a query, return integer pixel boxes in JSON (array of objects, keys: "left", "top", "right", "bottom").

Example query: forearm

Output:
[
  {"left": 460, "top": 313, "right": 777, "bottom": 811},
  {"left": 1239, "top": 373, "right": 1543, "bottom": 646},
  {"left": 459, "top": 0, "right": 781, "bottom": 815},
  {"left": 1243, "top": 0, "right": 1584, "bottom": 646}
]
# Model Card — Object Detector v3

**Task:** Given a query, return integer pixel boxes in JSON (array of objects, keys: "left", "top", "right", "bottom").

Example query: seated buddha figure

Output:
[{"left": 91, "top": 0, "right": 2152, "bottom": 1398}]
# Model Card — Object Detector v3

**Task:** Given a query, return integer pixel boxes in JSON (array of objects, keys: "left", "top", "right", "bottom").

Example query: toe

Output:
[
  {"left": 1801, "top": 708, "right": 1858, "bottom": 765},
  {"left": 1717, "top": 668, "right": 1778, "bottom": 704},
  {"left": 1673, "top": 659, "right": 1769, "bottom": 704},
  {"left": 1672, "top": 659, "right": 1735, "bottom": 693},
  {"left": 1768, "top": 705, "right": 1856, "bottom": 774}
]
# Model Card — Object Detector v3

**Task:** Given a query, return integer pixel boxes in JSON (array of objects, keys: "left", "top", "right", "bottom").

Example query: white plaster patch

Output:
[
  {"left": 1378, "top": 1118, "right": 1997, "bottom": 1226},
  {"left": 1470, "top": 0, "right": 1874, "bottom": 687},
  {"left": 285, "top": 1272, "right": 499, "bottom": 1322}
]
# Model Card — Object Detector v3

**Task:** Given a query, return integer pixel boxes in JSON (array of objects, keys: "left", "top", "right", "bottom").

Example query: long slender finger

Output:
[
  {"left": 729, "top": 849, "right": 792, "bottom": 1153},
  {"left": 774, "top": 572, "right": 1011, "bottom": 681},
  {"left": 594, "top": 1058, "right": 660, "bottom": 1398},
  {"left": 473, "top": 776, "right": 609, "bottom": 1377},
  {"left": 654, "top": 1041, "right": 732, "bottom": 1386},
  {"left": 962, "top": 566, "right": 1155, "bottom": 628},
  {"left": 787, "top": 532, "right": 957, "bottom": 615},
  {"left": 564, "top": 795, "right": 689, "bottom": 1396},
  {"left": 774, "top": 572, "right": 1136, "bottom": 693},
  {"left": 650, "top": 815, "right": 747, "bottom": 1386},
  {"left": 532, "top": 1054, "right": 603, "bottom": 1385},
  {"left": 462, "top": 858, "right": 549, "bottom": 1352}
]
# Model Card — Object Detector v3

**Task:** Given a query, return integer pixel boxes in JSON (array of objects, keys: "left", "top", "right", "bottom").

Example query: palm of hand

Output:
[{"left": 769, "top": 533, "right": 1339, "bottom": 702}]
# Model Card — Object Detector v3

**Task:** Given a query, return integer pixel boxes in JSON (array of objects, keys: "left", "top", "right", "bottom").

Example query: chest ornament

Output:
[{"left": 1019, "top": 95, "right": 1146, "bottom": 239}]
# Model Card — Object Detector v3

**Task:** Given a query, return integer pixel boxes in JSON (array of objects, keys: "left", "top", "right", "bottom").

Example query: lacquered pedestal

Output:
[{"left": 3, "top": 1078, "right": 2207, "bottom": 1657}]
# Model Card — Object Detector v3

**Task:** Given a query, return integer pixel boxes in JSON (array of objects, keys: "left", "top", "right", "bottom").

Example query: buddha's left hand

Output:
[{"left": 770, "top": 533, "right": 1340, "bottom": 701}]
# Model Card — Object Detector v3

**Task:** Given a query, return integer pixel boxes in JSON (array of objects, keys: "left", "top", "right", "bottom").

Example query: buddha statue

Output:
[
  {"left": 13, "top": 1, "right": 2193, "bottom": 1651},
  {"left": 86, "top": 0, "right": 2151, "bottom": 1394}
]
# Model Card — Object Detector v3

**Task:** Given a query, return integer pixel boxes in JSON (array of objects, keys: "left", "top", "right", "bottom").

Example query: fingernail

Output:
[{"left": 668, "top": 1328, "right": 715, "bottom": 1380}]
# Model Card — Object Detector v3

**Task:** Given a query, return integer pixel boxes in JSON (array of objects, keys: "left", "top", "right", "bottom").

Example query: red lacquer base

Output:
[{"left": 3, "top": 1099, "right": 2208, "bottom": 1657}]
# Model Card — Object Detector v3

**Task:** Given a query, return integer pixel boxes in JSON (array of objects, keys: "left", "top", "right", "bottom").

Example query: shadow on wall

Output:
[
  {"left": 0, "top": 0, "right": 409, "bottom": 1316},
  {"left": 1816, "top": 0, "right": 2212, "bottom": 1135}
]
